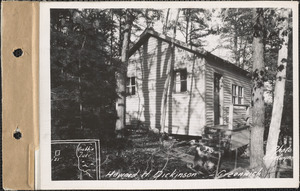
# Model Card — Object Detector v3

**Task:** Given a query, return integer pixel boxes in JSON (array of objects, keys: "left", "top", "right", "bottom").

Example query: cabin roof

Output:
[{"left": 129, "top": 28, "right": 250, "bottom": 77}]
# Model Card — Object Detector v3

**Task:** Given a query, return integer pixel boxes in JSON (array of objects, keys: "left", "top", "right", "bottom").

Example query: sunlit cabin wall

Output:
[
  {"left": 126, "top": 36, "right": 206, "bottom": 136},
  {"left": 166, "top": 47, "right": 206, "bottom": 136},
  {"left": 126, "top": 36, "right": 170, "bottom": 130}
]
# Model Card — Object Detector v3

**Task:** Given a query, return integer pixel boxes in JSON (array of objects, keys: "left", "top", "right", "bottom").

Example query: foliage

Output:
[
  {"left": 112, "top": 9, "right": 163, "bottom": 56},
  {"left": 51, "top": 9, "right": 118, "bottom": 142},
  {"left": 177, "top": 9, "right": 213, "bottom": 46},
  {"left": 219, "top": 8, "right": 253, "bottom": 69},
  {"left": 262, "top": 8, "right": 293, "bottom": 140},
  {"left": 281, "top": 31, "right": 293, "bottom": 137}
]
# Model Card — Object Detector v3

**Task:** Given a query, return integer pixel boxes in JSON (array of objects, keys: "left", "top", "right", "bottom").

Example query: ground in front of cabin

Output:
[{"left": 99, "top": 129, "right": 254, "bottom": 180}]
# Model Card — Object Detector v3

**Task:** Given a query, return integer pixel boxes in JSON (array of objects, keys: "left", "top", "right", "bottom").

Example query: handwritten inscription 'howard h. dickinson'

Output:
[{"left": 105, "top": 169, "right": 198, "bottom": 180}]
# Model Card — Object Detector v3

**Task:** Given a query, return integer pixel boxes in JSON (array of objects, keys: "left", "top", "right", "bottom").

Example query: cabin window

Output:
[
  {"left": 174, "top": 69, "right": 187, "bottom": 93},
  {"left": 232, "top": 85, "right": 244, "bottom": 104},
  {"left": 126, "top": 77, "right": 136, "bottom": 95}
]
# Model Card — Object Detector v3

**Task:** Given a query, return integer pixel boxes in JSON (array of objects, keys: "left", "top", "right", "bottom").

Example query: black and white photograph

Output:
[{"left": 39, "top": 1, "right": 298, "bottom": 189}]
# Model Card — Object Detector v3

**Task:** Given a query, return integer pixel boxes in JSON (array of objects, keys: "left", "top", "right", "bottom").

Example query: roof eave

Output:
[{"left": 128, "top": 29, "right": 250, "bottom": 77}]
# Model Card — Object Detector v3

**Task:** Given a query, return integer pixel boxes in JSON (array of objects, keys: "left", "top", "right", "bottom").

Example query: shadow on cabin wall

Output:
[
  {"left": 186, "top": 54, "right": 196, "bottom": 135},
  {"left": 134, "top": 38, "right": 174, "bottom": 134},
  {"left": 129, "top": 39, "right": 208, "bottom": 136},
  {"left": 171, "top": 53, "right": 204, "bottom": 135},
  {"left": 155, "top": 40, "right": 172, "bottom": 133},
  {"left": 140, "top": 39, "right": 151, "bottom": 130},
  {"left": 167, "top": 44, "right": 174, "bottom": 134}
]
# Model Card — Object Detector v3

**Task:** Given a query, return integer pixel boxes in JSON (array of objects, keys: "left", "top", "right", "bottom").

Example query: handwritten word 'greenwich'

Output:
[
  {"left": 105, "top": 170, "right": 198, "bottom": 179},
  {"left": 215, "top": 168, "right": 263, "bottom": 179}
]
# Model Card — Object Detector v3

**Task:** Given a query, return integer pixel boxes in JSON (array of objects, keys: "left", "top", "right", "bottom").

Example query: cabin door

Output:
[{"left": 214, "top": 73, "right": 222, "bottom": 125}]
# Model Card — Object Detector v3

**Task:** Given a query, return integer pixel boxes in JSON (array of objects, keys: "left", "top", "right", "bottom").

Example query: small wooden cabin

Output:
[{"left": 126, "top": 29, "right": 252, "bottom": 137}]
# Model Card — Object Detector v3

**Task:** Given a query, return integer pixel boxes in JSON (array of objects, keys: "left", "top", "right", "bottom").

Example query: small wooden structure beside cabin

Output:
[{"left": 126, "top": 29, "right": 252, "bottom": 143}]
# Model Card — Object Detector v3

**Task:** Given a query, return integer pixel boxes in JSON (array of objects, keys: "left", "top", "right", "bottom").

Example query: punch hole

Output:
[
  {"left": 13, "top": 127, "right": 22, "bottom": 140},
  {"left": 13, "top": 48, "right": 23, "bottom": 57}
]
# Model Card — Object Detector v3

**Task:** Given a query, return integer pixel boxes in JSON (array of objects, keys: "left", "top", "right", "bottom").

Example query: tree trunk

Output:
[
  {"left": 234, "top": 26, "right": 240, "bottom": 67},
  {"left": 145, "top": 9, "right": 150, "bottom": 28},
  {"left": 185, "top": 9, "right": 190, "bottom": 44},
  {"left": 263, "top": 9, "right": 290, "bottom": 178},
  {"left": 110, "top": 10, "right": 114, "bottom": 64},
  {"left": 241, "top": 40, "right": 247, "bottom": 70},
  {"left": 189, "top": 18, "right": 193, "bottom": 48},
  {"left": 79, "top": 36, "right": 87, "bottom": 130},
  {"left": 163, "top": 9, "right": 170, "bottom": 35},
  {"left": 250, "top": 8, "right": 265, "bottom": 170},
  {"left": 115, "top": 10, "right": 132, "bottom": 138},
  {"left": 118, "top": 16, "right": 123, "bottom": 57}
]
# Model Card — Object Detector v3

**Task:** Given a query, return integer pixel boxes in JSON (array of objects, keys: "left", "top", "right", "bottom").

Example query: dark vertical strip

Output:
[
  {"left": 141, "top": 39, "right": 150, "bottom": 128},
  {"left": 186, "top": 55, "right": 196, "bottom": 135}
]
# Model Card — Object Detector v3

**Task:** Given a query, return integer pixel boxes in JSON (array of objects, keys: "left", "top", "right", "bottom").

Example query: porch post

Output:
[
  {"left": 219, "top": 77, "right": 224, "bottom": 125},
  {"left": 246, "top": 105, "right": 250, "bottom": 126},
  {"left": 228, "top": 104, "right": 233, "bottom": 130}
]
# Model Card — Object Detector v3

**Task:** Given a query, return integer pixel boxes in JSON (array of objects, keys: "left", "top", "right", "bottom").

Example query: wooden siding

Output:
[
  {"left": 127, "top": 35, "right": 252, "bottom": 135},
  {"left": 164, "top": 47, "right": 206, "bottom": 136},
  {"left": 126, "top": 36, "right": 160, "bottom": 128},
  {"left": 205, "top": 59, "right": 252, "bottom": 127},
  {"left": 127, "top": 37, "right": 172, "bottom": 131},
  {"left": 127, "top": 36, "right": 206, "bottom": 136}
]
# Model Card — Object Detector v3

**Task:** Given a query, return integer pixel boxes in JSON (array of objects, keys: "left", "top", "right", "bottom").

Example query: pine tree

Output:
[
  {"left": 220, "top": 8, "right": 253, "bottom": 69},
  {"left": 51, "top": 9, "right": 118, "bottom": 141}
]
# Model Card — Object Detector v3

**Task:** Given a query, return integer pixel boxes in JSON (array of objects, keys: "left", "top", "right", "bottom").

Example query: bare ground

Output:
[{"left": 99, "top": 130, "right": 258, "bottom": 180}]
